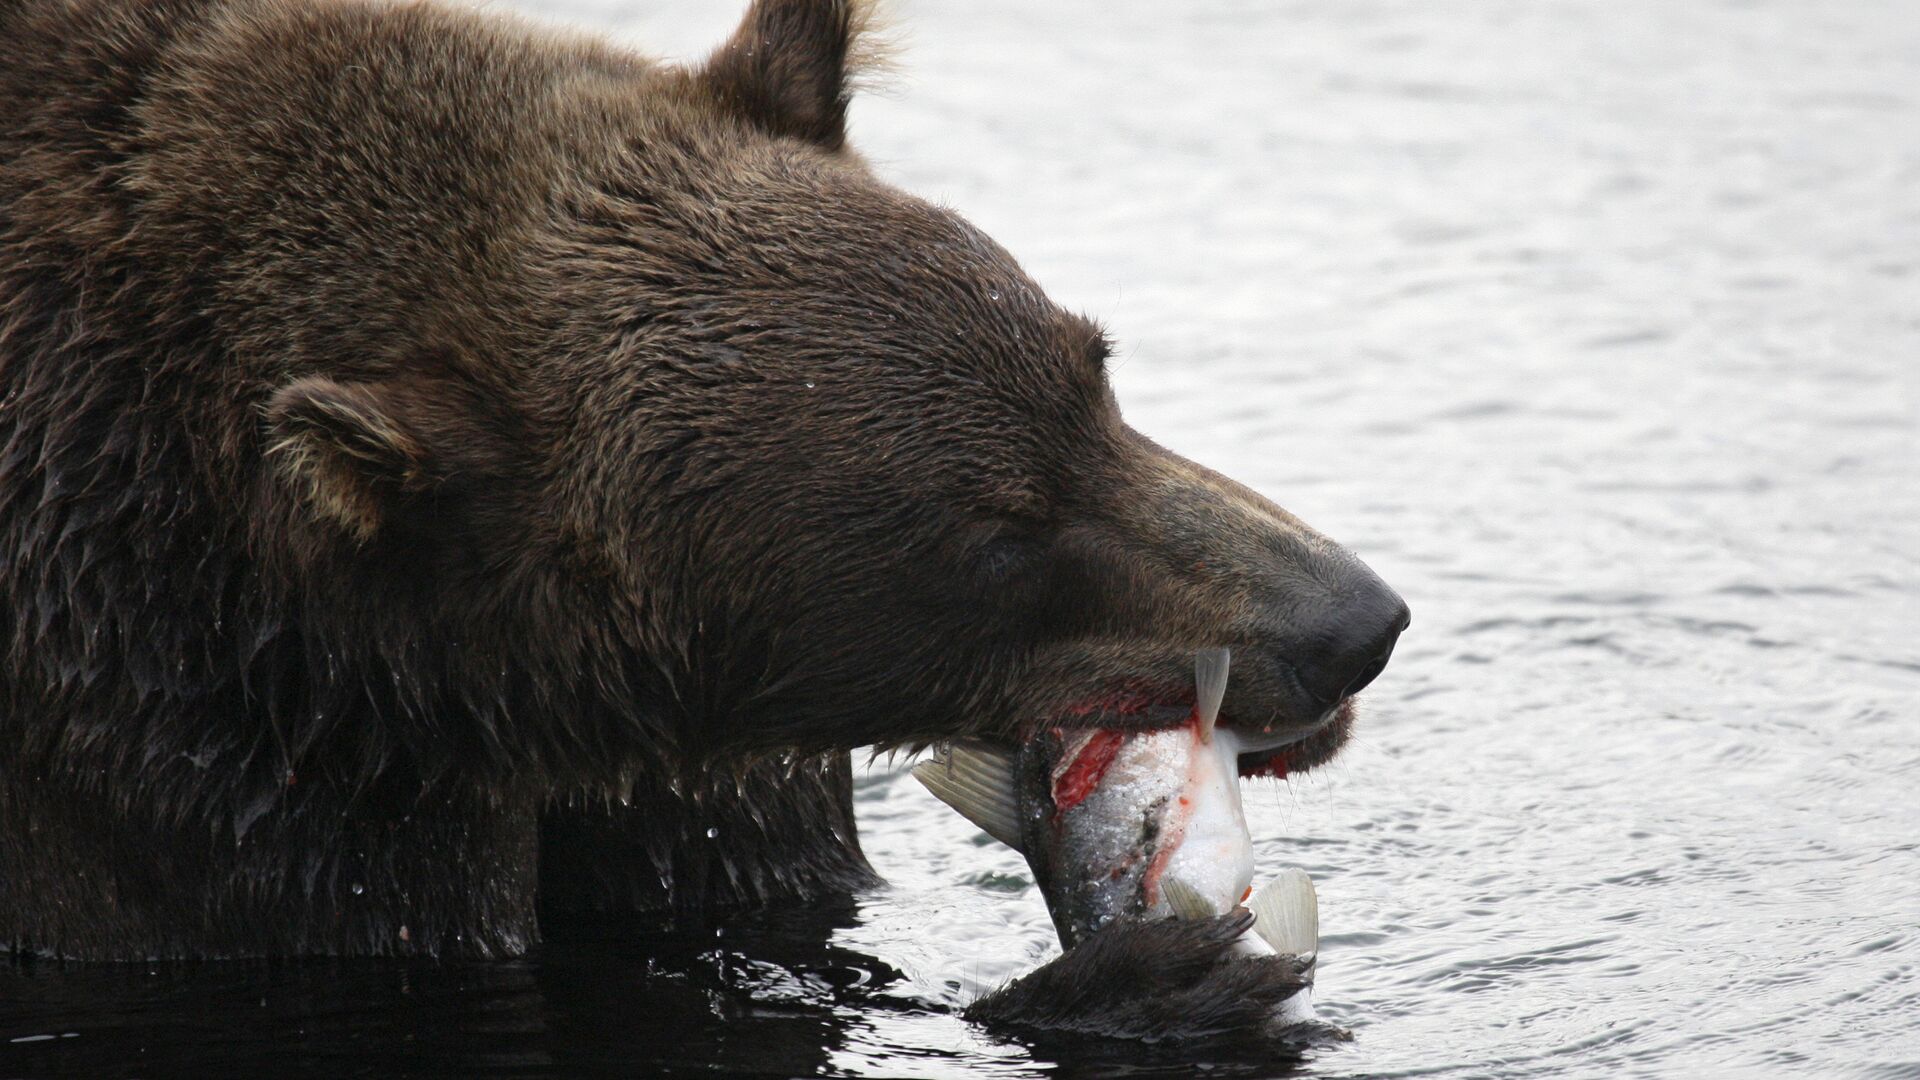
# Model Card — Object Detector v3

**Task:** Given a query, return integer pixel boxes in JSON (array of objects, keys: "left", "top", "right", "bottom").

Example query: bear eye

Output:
[{"left": 974, "top": 534, "right": 1040, "bottom": 586}]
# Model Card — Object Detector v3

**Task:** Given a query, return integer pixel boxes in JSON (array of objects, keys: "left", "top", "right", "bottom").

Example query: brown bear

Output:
[{"left": 0, "top": 0, "right": 1406, "bottom": 1039}]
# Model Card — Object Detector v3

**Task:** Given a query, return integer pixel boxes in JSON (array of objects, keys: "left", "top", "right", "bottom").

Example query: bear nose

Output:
[{"left": 1291, "top": 581, "right": 1410, "bottom": 708}]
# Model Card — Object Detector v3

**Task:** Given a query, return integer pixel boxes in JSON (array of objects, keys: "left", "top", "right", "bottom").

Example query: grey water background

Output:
[{"left": 4, "top": 0, "right": 1917, "bottom": 1077}]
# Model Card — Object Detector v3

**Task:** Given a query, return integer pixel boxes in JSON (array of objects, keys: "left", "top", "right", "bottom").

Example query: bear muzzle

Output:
[{"left": 1074, "top": 441, "right": 1411, "bottom": 762}]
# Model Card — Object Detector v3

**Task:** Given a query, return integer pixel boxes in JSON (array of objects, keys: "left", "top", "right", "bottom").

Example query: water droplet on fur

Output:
[
  {"left": 804, "top": 381, "right": 815, "bottom": 389},
  {"left": 705, "top": 827, "right": 719, "bottom": 839},
  {"left": 350, "top": 883, "right": 365, "bottom": 896}
]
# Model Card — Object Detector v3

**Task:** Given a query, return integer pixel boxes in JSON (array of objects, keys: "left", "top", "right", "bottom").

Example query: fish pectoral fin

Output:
[
  {"left": 1160, "top": 876, "right": 1220, "bottom": 920},
  {"left": 1248, "top": 867, "right": 1318, "bottom": 960},
  {"left": 911, "top": 741, "right": 1024, "bottom": 851}
]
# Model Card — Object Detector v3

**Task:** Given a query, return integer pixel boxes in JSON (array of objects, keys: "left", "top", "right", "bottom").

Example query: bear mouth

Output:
[{"left": 1043, "top": 685, "right": 1357, "bottom": 781}]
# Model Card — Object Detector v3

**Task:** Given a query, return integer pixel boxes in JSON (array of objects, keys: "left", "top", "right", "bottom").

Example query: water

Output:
[{"left": 5, "top": 0, "right": 1918, "bottom": 1076}]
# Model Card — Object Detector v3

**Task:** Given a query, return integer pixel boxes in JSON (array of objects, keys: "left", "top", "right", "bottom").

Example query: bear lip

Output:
[
  {"left": 1050, "top": 680, "right": 1194, "bottom": 731},
  {"left": 1243, "top": 697, "right": 1357, "bottom": 777}
]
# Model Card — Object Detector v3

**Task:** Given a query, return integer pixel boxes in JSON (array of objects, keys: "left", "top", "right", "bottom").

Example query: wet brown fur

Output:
[{"left": 0, "top": 0, "right": 1397, "bottom": 1032}]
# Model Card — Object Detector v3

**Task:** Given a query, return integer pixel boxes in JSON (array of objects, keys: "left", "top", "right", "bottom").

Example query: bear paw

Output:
[{"left": 963, "top": 910, "right": 1324, "bottom": 1044}]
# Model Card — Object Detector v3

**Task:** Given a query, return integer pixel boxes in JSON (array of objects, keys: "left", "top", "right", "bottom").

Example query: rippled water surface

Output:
[{"left": 6, "top": 0, "right": 1918, "bottom": 1076}]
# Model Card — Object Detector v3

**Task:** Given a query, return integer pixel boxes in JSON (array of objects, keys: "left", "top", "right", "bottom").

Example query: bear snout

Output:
[
  {"left": 1098, "top": 442, "right": 1411, "bottom": 738},
  {"left": 1251, "top": 548, "right": 1410, "bottom": 714}
]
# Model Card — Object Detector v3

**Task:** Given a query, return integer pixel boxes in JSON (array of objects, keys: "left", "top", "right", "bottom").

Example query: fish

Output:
[{"left": 914, "top": 648, "right": 1319, "bottom": 1025}]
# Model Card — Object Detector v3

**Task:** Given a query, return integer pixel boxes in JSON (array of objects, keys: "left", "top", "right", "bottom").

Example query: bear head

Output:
[{"left": 255, "top": 0, "right": 1409, "bottom": 789}]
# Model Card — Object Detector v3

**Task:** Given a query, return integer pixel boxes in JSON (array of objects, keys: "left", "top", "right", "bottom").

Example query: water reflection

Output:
[
  {"left": 4, "top": 900, "right": 1355, "bottom": 1078},
  {"left": 2, "top": 902, "right": 925, "bottom": 1078}
]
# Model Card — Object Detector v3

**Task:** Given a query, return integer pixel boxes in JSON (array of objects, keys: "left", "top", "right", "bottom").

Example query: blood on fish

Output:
[{"left": 1051, "top": 728, "right": 1127, "bottom": 811}]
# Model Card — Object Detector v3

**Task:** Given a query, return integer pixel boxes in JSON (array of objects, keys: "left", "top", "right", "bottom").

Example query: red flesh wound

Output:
[{"left": 1051, "top": 728, "right": 1128, "bottom": 812}]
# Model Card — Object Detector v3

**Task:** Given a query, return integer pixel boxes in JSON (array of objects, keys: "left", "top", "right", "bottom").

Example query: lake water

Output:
[{"left": 4, "top": 0, "right": 1917, "bottom": 1076}]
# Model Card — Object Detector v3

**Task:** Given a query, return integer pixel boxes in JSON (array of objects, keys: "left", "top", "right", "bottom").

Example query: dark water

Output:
[{"left": 7, "top": 0, "right": 1919, "bottom": 1076}]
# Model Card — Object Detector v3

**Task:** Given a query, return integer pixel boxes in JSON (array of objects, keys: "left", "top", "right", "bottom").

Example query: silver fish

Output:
[{"left": 915, "top": 648, "right": 1318, "bottom": 1024}]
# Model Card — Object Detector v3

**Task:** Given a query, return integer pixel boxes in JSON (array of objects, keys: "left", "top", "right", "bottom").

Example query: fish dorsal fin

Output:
[
  {"left": 911, "top": 741, "right": 1023, "bottom": 851},
  {"left": 1249, "top": 867, "right": 1318, "bottom": 958}
]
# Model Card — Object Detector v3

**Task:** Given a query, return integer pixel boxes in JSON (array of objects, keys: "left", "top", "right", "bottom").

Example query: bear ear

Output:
[
  {"left": 698, "top": 0, "right": 882, "bottom": 152},
  {"left": 264, "top": 376, "right": 442, "bottom": 543}
]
